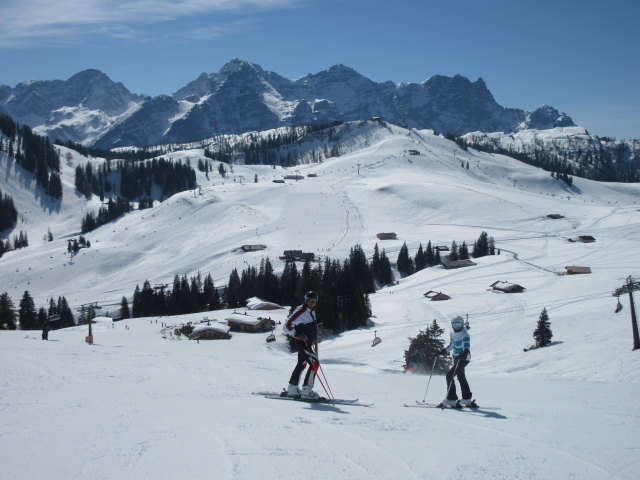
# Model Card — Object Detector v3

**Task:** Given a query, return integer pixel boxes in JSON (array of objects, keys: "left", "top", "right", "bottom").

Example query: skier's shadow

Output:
[
  {"left": 451, "top": 408, "right": 507, "bottom": 420},
  {"left": 303, "top": 403, "right": 350, "bottom": 414}
]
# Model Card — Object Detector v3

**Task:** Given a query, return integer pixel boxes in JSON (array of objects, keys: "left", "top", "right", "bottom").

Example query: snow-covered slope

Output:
[{"left": 1, "top": 124, "right": 639, "bottom": 479}]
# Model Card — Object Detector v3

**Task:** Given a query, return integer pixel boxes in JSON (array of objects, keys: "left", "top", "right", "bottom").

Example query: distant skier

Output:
[
  {"left": 283, "top": 291, "right": 321, "bottom": 399},
  {"left": 443, "top": 316, "right": 473, "bottom": 407}
]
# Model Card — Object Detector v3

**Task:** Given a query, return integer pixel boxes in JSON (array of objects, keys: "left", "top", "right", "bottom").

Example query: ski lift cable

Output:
[{"left": 343, "top": 289, "right": 616, "bottom": 338}]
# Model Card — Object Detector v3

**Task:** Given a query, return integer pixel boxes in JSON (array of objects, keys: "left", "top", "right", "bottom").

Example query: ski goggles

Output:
[{"left": 451, "top": 322, "right": 464, "bottom": 329}]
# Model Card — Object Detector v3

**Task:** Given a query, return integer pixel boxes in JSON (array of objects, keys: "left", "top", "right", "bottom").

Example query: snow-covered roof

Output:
[
  {"left": 192, "top": 324, "right": 230, "bottom": 335},
  {"left": 246, "top": 297, "right": 284, "bottom": 310},
  {"left": 225, "top": 313, "right": 264, "bottom": 326}
]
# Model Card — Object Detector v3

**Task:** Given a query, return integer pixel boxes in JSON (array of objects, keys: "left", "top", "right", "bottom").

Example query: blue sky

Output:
[{"left": 0, "top": 0, "right": 638, "bottom": 140}]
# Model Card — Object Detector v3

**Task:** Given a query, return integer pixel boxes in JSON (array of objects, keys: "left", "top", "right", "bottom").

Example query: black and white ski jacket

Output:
[{"left": 283, "top": 304, "right": 316, "bottom": 337}]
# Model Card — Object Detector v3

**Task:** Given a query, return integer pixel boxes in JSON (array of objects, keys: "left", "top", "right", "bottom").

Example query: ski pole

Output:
[
  {"left": 312, "top": 362, "right": 334, "bottom": 402},
  {"left": 443, "top": 357, "right": 460, "bottom": 409},
  {"left": 305, "top": 340, "right": 335, "bottom": 401},
  {"left": 315, "top": 361, "right": 335, "bottom": 400},
  {"left": 422, "top": 355, "right": 439, "bottom": 403}
]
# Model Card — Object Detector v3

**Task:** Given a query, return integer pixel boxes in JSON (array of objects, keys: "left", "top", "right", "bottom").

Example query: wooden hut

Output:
[
  {"left": 490, "top": 281, "right": 525, "bottom": 293},
  {"left": 565, "top": 266, "right": 592, "bottom": 275},
  {"left": 246, "top": 297, "right": 284, "bottom": 310},
  {"left": 577, "top": 236, "right": 596, "bottom": 243},
  {"left": 423, "top": 290, "right": 451, "bottom": 301},
  {"left": 441, "top": 259, "right": 476, "bottom": 269},
  {"left": 241, "top": 244, "right": 266, "bottom": 252},
  {"left": 376, "top": 233, "right": 397, "bottom": 240},
  {"left": 225, "top": 313, "right": 276, "bottom": 332},
  {"left": 279, "top": 250, "right": 315, "bottom": 262},
  {"left": 189, "top": 324, "right": 231, "bottom": 340}
]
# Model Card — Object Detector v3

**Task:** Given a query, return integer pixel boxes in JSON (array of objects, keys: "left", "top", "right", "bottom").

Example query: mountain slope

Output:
[{"left": 1, "top": 122, "right": 639, "bottom": 479}]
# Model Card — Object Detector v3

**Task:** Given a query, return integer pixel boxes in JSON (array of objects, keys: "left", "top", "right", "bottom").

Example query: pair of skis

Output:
[
  {"left": 257, "top": 390, "right": 374, "bottom": 407},
  {"left": 404, "top": 400, "right": 499, "bottom": 410}
]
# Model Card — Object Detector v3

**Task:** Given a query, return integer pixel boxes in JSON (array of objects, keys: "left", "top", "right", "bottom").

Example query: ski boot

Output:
[
  {"left": 284, "top": 384, "right": 300, "bottom": 398},
  {"left": 439, "top": 399, "right": 462, "bottom": 408},
  {"left": 300, "top": 385, "right": 321, "bottom": 399}
]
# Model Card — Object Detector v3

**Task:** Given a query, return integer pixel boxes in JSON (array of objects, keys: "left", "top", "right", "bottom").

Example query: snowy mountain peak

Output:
[
  {"left": 1, "top": 60, "right": 584, "bottom": 148},
  {"left": 220, "top": 58, "right": 265, "bottom": 76},
  {"left": 520, "top": 104, "right": 575, "bottom": 130}
]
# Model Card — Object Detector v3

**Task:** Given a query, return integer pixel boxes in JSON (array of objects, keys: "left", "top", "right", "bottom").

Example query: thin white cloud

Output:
[{"left": 0, "top": 0, "right": 302, "bottom": 46}]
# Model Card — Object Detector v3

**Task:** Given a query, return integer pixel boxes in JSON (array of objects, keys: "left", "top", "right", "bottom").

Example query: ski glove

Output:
[{"left": 459, "top": 348, "right": 469, "bottom": 360}]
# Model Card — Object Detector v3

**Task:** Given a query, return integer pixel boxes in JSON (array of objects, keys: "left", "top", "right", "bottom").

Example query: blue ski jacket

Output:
[{"left": 446, "top": 328, "right": 471, "bottom": 361}]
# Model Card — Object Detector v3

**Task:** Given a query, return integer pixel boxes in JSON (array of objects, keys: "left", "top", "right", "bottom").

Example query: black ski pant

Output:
[
  {"left": 446, "top": 358, "right": 472, "bottom": 400},
  {"left": 289, "top": 339, "right": 317, "bottom": 388}
]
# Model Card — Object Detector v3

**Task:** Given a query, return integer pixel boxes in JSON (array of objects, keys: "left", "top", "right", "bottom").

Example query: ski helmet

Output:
[
  {"left": 451, "top": 316, "right": 464, "bottom": 330},
  {"left": 304, "top": 291, "right": 319, "bottom": 303}
]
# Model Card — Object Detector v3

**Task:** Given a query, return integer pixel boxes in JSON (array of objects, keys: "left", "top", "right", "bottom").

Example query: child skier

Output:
[
  {"left": 283, "top": 291, "right": 321, "bottom": 399},
  {"left": 443, "top": 316, "right": 473, "bottom": 407}
]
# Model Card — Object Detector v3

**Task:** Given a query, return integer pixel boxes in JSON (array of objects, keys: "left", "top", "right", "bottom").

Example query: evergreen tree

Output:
[
  {"left": 533, "top": 308, "right": 553, "bottom": 347},
  {"left": 414, "top": 243, "right": 426, "bottom": 271},
  {"left": 425, "top": 241, "right": 435, "bottom": 266},
  {"left": 48, "top": 297, "right": 58, "bottom": 318},
  {"left": 379, "top": 249, "right": 393, "bottom": 285},
  {"left": 298, "top": 260, "right": 313, "bottom": 299},
  {"left": 131, "top": 285, "right": 142, "bottom": 317},
  {"left": 18, "top": 290, "right": 38, "bottom": 330},
  {"left": 57, "top": 296, "right": 75, "bottom": 327},
  {"left": 404, "top": 320, "right": 451, "bottom": 373},
  {"left": 37, "top": 308, "right": 48, "bottom": 329},
  {"left": 434, "top": 248, "right": 442, "bottom": 265},
  {"left": 397, "top": 242, "right": 414, "bottom": 276},
  {"left": 371, "top": 243, "right": 381, "bottom": 281},
  {"left": 349, "top": 244, "right": 375, "bottom": 293},
  {"left": 46, "top": 172, "right": 63, "bottom": 198},
  {"left": 258, "top": 257, "right": 278, "bottom": 301},
  {"left": 459, "top": 241, "right": 469, "bottom": 260},
  {"left": 0, "top": 292, "right": 17, "bottom": 330},
  {"left": 0, "top": 188, "right": 18, "bottom": 231},
  {"left": 449, "top": 240, "right": 459, "bottom": 261},
  {"left": 473, "top": 231, "right": 491, "bottom": 258},
  {"left": 202, "top": 274, "right": 216, "bottom": 310},
  {"left": 225, "top": 268, "right": 242, "bottom": 308},
  {"left": 119, "top": 296, "right": 130, "bottom": 319}
]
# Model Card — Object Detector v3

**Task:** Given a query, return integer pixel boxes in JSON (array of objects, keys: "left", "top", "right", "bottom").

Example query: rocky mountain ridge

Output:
[{"left": 1, "top": 59, "right": 575, "bottom": 149}]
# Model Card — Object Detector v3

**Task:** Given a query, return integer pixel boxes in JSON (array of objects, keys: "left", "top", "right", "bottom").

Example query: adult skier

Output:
[
  {"left": 283, "top": 291, "right": 321, "bottom": 399},
  {"left": 443, "top": 316, "right": 473, "bottom": 407}
]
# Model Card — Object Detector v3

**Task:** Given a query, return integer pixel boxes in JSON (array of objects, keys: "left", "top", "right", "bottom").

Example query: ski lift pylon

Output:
[{"left": 371, "top": 330, "right": 381, "bottom": 347}]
